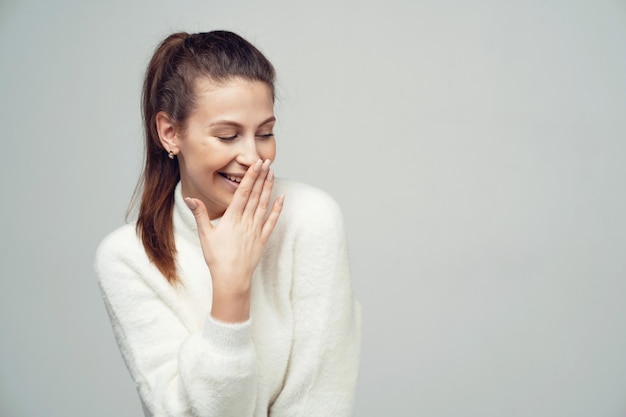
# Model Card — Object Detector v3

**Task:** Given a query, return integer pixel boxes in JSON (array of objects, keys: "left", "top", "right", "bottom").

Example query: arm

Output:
[
  {"left": 270, "top": 192, "right": 361, "bottom": 417},
  {"left": 96, "top": 237, "right": 257, "bottom": 417}
]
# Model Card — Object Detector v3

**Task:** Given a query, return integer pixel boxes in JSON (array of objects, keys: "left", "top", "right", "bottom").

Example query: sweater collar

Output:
[{"left": 172, "top": 182, "right": 221, "bottom": 245}]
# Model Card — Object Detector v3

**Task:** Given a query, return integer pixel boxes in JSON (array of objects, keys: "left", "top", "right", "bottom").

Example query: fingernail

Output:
[
  {"left": 267, "top": 169, "right": 274, "bottom": 182},
  {"left": 184, "top": 197, "right": 198, "bottom": 210},
  {"left": 262, "top": 159, "right": 271, "bottom": 170},
  {"left": 254, "top": 159, "right": 262, "bottom": 172},
  {"left": 277, "top": 195, "right": 285, "bottom": 205}
]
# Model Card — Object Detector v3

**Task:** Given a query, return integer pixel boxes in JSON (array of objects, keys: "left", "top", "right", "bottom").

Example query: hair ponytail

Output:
[{"left": 132, "top": 32, "right": 187, "bottom": 284}]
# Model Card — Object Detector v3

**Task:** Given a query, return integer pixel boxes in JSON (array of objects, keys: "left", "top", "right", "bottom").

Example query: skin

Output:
[{"left": 156, "top": 77, "right": 284, "bottom": 323}]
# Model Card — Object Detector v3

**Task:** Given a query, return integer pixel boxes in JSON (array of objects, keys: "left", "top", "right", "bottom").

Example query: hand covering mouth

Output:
[{"left": 219, "top": 172, "right": 243, "bottom": 183}]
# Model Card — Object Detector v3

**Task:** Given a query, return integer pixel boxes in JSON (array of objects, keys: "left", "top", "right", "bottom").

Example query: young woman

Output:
[{"left": 95, "top": 31, "right": 360, "bottom": 417}]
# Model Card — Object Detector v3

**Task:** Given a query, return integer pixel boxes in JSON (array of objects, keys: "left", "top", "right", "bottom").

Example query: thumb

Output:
[{"left": 184, "top": 197, "right": 214, "bottom": 235}]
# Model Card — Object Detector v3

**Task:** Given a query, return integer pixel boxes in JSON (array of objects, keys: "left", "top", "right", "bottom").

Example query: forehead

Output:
[{"left": 189, "top": 77, "right": 274, "bottom": 121}]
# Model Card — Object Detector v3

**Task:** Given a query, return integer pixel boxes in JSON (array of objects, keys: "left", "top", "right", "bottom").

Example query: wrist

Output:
[{"left": 211, "top": 286, "right": 251, "bottom": 323}]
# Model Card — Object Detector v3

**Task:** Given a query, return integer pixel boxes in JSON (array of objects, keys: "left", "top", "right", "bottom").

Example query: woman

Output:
[{"left": 95, "top": 30, "right": 360, "bottom": 417}]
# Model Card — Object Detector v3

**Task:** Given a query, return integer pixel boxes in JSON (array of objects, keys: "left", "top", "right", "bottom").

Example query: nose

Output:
[{"left": 235, "top": 135, "right": 261, "bottom": 167}]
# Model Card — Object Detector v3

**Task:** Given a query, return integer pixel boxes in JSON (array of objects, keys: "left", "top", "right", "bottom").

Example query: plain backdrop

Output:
[{"left": 1, "top": 1, "right": 625, "bottom": 416}]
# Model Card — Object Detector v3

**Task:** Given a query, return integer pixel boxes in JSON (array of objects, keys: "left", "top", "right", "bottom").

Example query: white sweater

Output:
[{"left": 95, "top": 179, "right": 361, "bottom": 417}]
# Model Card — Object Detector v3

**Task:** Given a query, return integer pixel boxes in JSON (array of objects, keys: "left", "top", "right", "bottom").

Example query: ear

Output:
[{"left": 156, "top": 111, "right": 180, "bottom": 156}]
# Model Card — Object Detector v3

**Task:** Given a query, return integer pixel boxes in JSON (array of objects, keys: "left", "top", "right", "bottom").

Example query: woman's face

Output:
[{"left": 174, "top": 77, "right": 276, "bottom": 219}]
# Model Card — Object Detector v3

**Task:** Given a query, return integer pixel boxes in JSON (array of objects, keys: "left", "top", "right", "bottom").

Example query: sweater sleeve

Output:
[
  {"left": 95, "top": 228, "right": 257, "bottom": 417},
  {"left": 270, "top": 192, "right": 361, "bottom": 417}
]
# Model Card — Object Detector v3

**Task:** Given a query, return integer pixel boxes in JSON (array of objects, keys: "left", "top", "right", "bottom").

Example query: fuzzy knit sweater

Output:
[{"left": 95, "top": 179, "right": 361, "bottom": 417}]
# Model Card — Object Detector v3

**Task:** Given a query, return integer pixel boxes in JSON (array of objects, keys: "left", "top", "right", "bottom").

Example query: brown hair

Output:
[{"left": 132, "top": 30, "right": 276, "bottom": 285}]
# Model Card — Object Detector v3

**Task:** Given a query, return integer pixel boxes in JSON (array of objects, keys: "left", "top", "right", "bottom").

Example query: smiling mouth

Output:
[{"left": 219, "top": 173, "right": 242, "bottom": 184}]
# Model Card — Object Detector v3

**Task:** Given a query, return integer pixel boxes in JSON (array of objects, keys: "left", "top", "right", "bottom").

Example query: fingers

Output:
[
  {"left": 242, "top": 159, "right": 271, "bottom": 219},
  {"left": 252, "top": 168, "right": 274, "bottom": 225},
  {"left": 227, "top": 159, "right": 263, "bottom": 215},
  {"left": 228, "top": 159, "right": 274, "bottom": 219},
  {"left": 261, "top": 195, "right": 285, "bottom": 242},
  {"left": 184, "top": 197, "right": 214, "bottom": 238}
]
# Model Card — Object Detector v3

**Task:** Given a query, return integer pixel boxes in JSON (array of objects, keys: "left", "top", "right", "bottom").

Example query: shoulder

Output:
[
  {"left": 95, "top": 223, "right": 140, "bottom": 261},
  {"left": 272, "top": 179, "right": 345, "bottom": 239},
  {"left": 274, "top": 179, "right": 343, "bottom": 225},
  {"left": 94, "top": 223, "right": 146, "bottom": 279}
]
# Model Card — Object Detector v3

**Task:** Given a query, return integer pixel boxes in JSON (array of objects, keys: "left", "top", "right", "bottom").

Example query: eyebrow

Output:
[{"left": 208, "top": 116, "right": 276, "bottom": 128}]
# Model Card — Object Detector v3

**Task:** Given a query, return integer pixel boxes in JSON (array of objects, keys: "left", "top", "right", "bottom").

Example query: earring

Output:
[{"left": 168, "top": 150, "right": 175, "bottom": 160}]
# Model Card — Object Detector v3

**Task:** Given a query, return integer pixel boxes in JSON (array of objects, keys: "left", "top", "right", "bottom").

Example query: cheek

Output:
[
  {"left": 260, "top": 140, "right": 277, "bottom": 161},
  {"left": 184, "top": 158, "right": 225, "bottom": 180},
  {"left": 199, "top": 146, "right": 234, "bottom": 172}
]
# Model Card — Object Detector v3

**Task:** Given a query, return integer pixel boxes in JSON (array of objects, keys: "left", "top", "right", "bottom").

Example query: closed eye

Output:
[
  {"left": 256, "top": 133, "right": 274, "bottom": 139},
  {"left": 217, "top": 135, "right": 238, "bottom": 142}
]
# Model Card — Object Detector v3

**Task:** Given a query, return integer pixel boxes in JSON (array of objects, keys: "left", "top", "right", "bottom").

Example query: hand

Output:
[{"left": 184, "top": 159, "right": 284, "bottom": 322}]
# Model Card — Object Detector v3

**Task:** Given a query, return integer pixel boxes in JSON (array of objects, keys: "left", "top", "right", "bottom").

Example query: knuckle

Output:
[{"left": 238, "top": 186, "right": 252, "bottom": 197}]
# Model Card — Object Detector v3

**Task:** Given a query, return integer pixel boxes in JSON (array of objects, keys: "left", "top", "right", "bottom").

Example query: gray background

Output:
[{"left": 1, "top": 0, "right": 625, "bottom": 416}]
